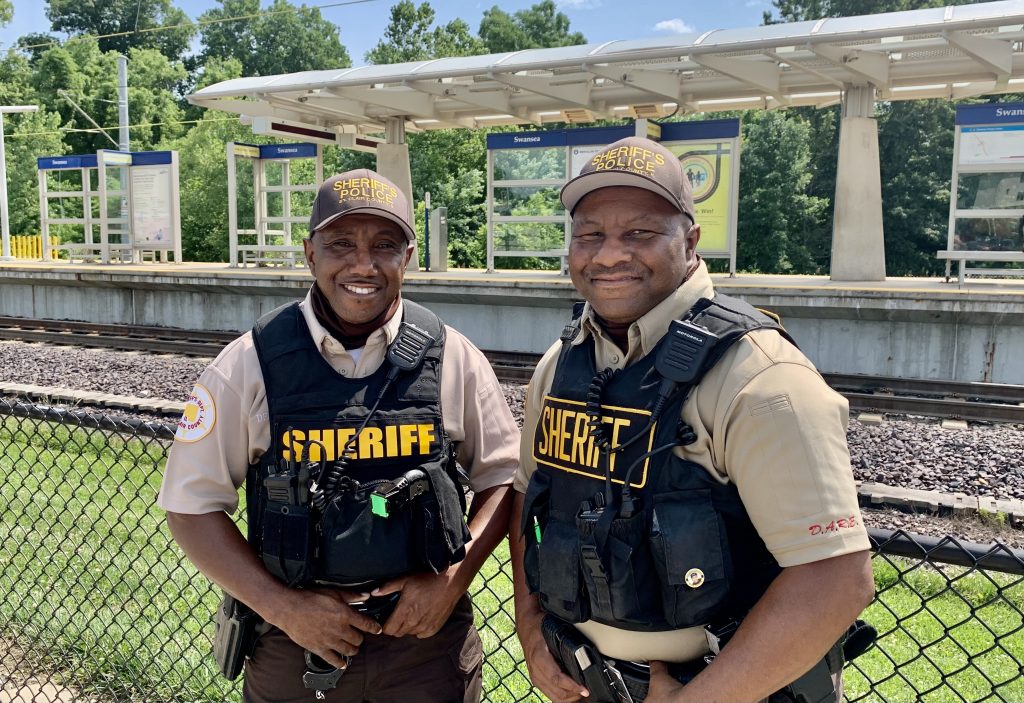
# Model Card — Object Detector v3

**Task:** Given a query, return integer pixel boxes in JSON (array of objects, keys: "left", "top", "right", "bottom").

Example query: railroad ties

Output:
[{"left": 0, "top": 317, "right": 1022, "bottom": 424}]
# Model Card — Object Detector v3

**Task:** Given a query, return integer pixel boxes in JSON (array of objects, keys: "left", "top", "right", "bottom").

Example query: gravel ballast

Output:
[{"left": 2, "top": 340, "right": 1022, "bottom": 547}]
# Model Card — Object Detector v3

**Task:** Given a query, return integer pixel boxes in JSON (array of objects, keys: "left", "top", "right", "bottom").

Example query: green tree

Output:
[
  {"left": 737, "top": 110, "right": 828, "bottom": 273},
  {"left": 126, "top": 47, "right": 188, "bottom": 148},
  {"left": 29, "top": 41, "right": 186, "bottom": 153},
  {"left": 198, "top": 0, "right": 350, "bottom": 77},
  {"left": 16, "top": 33, "right": 62, "bottom": 63},
  {"left": 162, "top": 118, "right": 271, "bottom": 261},
  {"left": 3, "top": 109, "right": 67, "bottom": 237},
  {"left": 0, "top": 0, "right": 13, "bottom": 27},
  {"left": 0, "top": 50, "right": 34, "bottom": 105},
  {"left": 45, "top": 0, "right": 195, "bottom": 61},
  {"left": 478, "top": 0, "right": 585, "bottom": 52},
  {"left": 365, "top": 0, "right": 485, "bottom": 64},
  {"left": 877, "top": 100, "right": 955, "bottom": 275}
]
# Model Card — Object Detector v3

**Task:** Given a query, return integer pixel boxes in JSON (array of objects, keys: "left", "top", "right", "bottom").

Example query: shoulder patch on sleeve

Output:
[{"left": 175, "top": 384, "right": 217, "bottom": 443}]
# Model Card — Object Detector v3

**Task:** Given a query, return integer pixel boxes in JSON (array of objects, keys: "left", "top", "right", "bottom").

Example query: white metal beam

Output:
[
  {"left": 767, "top": 52, "right": 845, "bottom": 88},
  {"left": 330, "top": 86, "right": 436, "bottom": 116},
  {"left": 586, "top": 65, "right": 683, "bottom": 102},
  {"left": 490, "top": 73, "right": 593, "bottom": 109},
  {"left": 944, "top": 30, "right": 1013, "bottom": 79},
  {"left": 265, "top": 94, "right": 377, "bottom": 127},
  {"left": 811, "top": 44, "right": 890, "bottom": 86},
  {"left": 406, "top": 80, "right": 525, "bottom": 119},
  {"left": 693, "top": 54, "right": 782, "bottom": 96}
]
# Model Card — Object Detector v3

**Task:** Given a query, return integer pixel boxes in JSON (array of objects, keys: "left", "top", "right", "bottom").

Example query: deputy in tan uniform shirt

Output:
[
  {"left": 160, "top": 169, "right": 519, "bottom": 703},
  {"left": 509, "top": 137, "right": 874, "bottom": 703}
]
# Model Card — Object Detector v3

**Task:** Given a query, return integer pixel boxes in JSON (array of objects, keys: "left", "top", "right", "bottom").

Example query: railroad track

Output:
[{"left": 1, "top": 317, "right": 1022, "bottom": 424}]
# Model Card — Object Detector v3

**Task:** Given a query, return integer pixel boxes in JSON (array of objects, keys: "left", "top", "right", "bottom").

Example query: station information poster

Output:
[
  {"left": 130, "top": 165, "right": 174, "bottom": 249},
  {"left": 664, "top": 140, "right": 734, "bottom": 253},
  {"left": 958, "top": 125, "right": 1024, "bottom": 166}
]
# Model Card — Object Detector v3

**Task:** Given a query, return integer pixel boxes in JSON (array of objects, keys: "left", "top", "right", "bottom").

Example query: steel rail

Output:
[{"left": 1, "top": 317, "right": 1022, "bottom": 423}]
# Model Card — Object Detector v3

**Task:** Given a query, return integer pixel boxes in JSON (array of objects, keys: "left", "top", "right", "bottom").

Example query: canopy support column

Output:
[
  {"left": 378, "top": 117, "right": 418, "bottom": 270},
  {"left": 831, "top": 85, "right": 886, "bottom": 281}
]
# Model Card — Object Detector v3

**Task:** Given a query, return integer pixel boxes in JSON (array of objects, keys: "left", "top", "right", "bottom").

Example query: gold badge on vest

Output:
[{"left": 533, "top": 395, "right": 656, "bottom": 488}]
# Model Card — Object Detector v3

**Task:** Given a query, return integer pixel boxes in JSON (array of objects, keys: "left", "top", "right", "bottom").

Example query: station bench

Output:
[{"left": 936, "top": 250, "right": 1024, "bottom": 284}]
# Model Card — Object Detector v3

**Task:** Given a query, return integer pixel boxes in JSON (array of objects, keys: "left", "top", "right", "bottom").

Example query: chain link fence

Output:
[{"left": 1, "top": 398, "right": 1021, "bottom": 703}]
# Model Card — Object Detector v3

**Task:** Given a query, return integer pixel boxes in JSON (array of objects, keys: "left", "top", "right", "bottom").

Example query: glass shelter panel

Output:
[
  {"left": 956, "top": 172, "right": 1024, "bottom": 210},
  {"left": 492, "top": 186, "right": 563, "bottom": 217},
  {"left": 492, "top": 222, "right": 565, "bottom": 254},
  {"left": 493, "top": 148, "right": 566, "bottom": 181},
  {"left": 953, "top": 217, "right": 1024, "bottom": 252}
]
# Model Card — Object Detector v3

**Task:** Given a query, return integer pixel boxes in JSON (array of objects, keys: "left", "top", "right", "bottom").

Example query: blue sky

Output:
[{"left": 0, "top": 0, "right": 774, "bottom": 65}]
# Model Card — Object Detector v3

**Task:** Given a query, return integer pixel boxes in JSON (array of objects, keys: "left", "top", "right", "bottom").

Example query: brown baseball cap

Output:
[
  {"left": 309, "top": 169, "right": 415, "bottom": 241},
  {"left": 561, "top": 136, "right": 696, "bottom": 223}
]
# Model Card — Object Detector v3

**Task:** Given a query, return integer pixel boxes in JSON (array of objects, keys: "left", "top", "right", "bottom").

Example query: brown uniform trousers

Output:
[{"left": 243, "top": 595, "right": 483, "bottom": 703}]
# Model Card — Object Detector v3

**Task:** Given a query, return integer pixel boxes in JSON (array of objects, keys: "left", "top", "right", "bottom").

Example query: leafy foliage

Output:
[
  {"left": 45, "top": 0, "right": 195, "bottom": 61},
  {"left": 2, "top": 110, "right": 67, "bottom": 237},
  {"left": 737, "top": 110, "right": 829, "bottom": 273},
  {"left": 365, "top": 0, "right": 486, "bottom": 64},
  {"left": 478, "top": 0, "right": 585, "bottom": 52},
  {"left": 197, "top": 0, "right": 350, "bottom": 77}
]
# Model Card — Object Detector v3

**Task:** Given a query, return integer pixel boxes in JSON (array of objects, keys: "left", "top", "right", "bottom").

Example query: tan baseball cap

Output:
[
  {"left": 309, "top": 169, "right": 415, "bottom": 241},
  {"left": 561, "top": 136, "right": 696, "bottom": 223}
]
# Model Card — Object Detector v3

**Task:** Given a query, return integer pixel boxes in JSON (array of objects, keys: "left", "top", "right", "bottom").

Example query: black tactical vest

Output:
[
  {"left": 247, "top": 300, "right": 469, "bottom": 588},
  {"left": 522, "top": 294, "right": 792, "bottom": 632}
]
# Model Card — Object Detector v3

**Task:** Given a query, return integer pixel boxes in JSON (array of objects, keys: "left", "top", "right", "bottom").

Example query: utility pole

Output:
[
  {"left": 117, "top": 55, "right": 130, "bottom": 152},
  {"left": 0, "top": 105, "right": 40, "bottom": 261}
]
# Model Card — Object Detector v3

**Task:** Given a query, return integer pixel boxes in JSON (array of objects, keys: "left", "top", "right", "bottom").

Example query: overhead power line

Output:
[
  {"left": 16, "top": 0, "right": 380, "bottom": 51},
  {"left": 2, "top": 115, "right": 240, "bottom": 140}
]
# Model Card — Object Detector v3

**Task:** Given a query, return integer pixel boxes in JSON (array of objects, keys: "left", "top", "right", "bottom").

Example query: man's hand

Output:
[
  {"left": 646, "top": 661, "right": 686, "bottom": 703},
  {"left": 373, "top": 570, "right": 463, "bottom": 638},
  {"left": 518, "top": 609, "right": 589, "bottom": 703},
  {"left": 269, "top": 588, "right": 382, "bottom": 670}
]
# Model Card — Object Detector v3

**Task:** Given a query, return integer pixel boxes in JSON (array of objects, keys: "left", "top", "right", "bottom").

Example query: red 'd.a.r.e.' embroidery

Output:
[{"left": 807, "top": 515, "right": 859, "bottom": 536}]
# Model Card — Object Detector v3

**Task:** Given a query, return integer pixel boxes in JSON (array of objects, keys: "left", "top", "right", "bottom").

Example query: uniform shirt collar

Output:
[
  {"left": 299, "top": 286, "right": 404, "bottom": 355},
  {"left": 573, "top": 259, "right": 714, "bottom": 363}
]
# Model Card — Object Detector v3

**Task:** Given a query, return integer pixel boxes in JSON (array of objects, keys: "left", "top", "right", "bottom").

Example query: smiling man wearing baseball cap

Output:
[
  {"left": 510, "top": 137, "right": 874, "bottom": 703},
  {"left": 160, "top": 168, "right": 519, "bottom": 702}
]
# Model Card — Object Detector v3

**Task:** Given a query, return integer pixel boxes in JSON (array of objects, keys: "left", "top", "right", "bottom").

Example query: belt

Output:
[
  {"left": 541, "top": 615, "right": 707, "bottom": 703},
  {"left": 603, "top": 657, "right": 707, "bottom": 702}
]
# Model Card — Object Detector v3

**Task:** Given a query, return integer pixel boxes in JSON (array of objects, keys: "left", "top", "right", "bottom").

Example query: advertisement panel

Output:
[
  {"left": 131, "top": 164, "right": 175, "bottom": 249},
  {"left": 664, "top": 140, "right": 734, "bottom": 253}
]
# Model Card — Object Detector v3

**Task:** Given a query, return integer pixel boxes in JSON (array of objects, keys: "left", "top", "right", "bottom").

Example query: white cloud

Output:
[
  {"left": 745, "top": 0, "right": 767, "bottom": 6},
  {"left": 558, "top": 0, "right": 602, "bottom": 9},
  {"left": 654, "top": 18, "right": 695, "bottom": 34}
]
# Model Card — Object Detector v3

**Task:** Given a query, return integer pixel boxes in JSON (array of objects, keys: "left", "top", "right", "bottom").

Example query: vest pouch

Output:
[
  {"left": 261, "top": 502, "right": 315, "bottom": 586},
  {"left": 536, "top": 511, "right": 588, "bottom": 622},
  {"left": 576, "top": 509, "right": 663, "bottom": 628},
  {"left": 651, "top": 490, "right": 732, "bottom": 627},
  {"left": 520, "top": 471, "right": 552, "bottom": 595},
  {"left": 419, "top": 458, "right": 470, "bottom": 572},
  {"left": 316, "top": 490, "right": 418, "bottom": 586}
]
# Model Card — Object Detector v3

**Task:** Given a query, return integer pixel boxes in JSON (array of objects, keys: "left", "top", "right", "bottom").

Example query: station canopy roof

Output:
[{"left": 189, "top": 0, "right": 1024, "bottom": 137}]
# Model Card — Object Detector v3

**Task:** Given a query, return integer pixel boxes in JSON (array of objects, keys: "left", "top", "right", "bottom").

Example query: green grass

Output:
[{"left": 1, "top": 415, "right": 1023, "bottom": 703}]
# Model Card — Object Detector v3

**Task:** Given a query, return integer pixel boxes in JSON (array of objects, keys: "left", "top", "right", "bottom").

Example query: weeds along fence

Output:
[{"left": 0, "top": 398, "right": 1022, "bottom": 703}]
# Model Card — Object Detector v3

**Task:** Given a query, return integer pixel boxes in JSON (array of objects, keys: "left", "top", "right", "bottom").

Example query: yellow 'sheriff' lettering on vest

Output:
[
  {"left": 533, "top": 395, "right": 655, "bottom": 488},
  {"left": 281, "top": 424, "right": 437, "bottom": 461}
]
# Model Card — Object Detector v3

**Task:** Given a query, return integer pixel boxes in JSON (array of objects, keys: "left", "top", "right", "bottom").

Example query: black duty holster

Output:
[
  {"left": 213, "top": 593, "right": 268, "bottom": 680},
  {"left": 541, "top": 615, "right": 706, "bottom": 703},
  {"left": 540, "top": 614, "right": 871, "bottom": 703}
]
